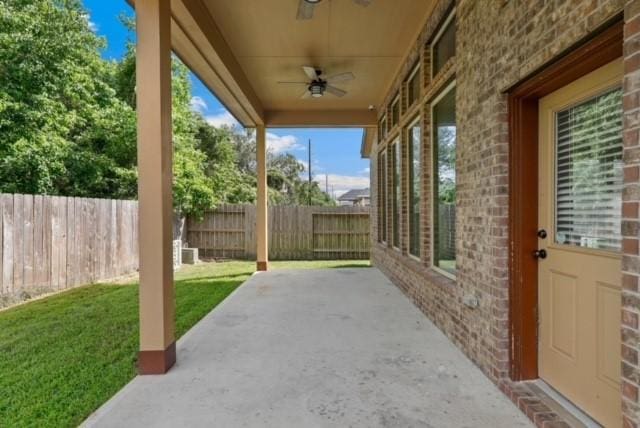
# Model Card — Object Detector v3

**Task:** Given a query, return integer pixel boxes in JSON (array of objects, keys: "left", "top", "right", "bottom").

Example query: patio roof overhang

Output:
[{"left": 168, "top": 0, "right": 435, "bottom": 130}]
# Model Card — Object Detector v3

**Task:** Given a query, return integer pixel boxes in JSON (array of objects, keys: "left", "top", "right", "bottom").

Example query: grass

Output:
[{"left": 0, "top": 259, "right": 369, "bottom": 427}]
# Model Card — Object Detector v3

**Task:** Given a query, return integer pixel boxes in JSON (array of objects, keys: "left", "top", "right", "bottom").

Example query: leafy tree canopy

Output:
[{"left": 0, "top": 0, "right": 335, "bottom": 216}]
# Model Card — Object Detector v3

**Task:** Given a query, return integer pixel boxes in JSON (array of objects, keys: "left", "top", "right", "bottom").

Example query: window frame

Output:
[
  {"left": 377, "top": 152, "right": 383, "bottom": 242},
  {"left": 391, "top": 94, "right": 401, "bottom": 128},
  {"left": 380, "top": 114, "right": 388, "bottom": 141},
  {"left": 430, "top": 80, "right": 457, "bottom": 279},
  {"left": 407, "top": 115, "right": 422, "bottom": 260},
  {"left": 380, "top": 149, "right": 388, "bottom": 244},
  {"left": 407, "top": 63, "right": 421, "bottom": 108},
  {"left": 391, "top": 138, "right": 401, "bottom": 250},
  {"left": 430, "top": 9, "right": 456, "bottom": 79}
]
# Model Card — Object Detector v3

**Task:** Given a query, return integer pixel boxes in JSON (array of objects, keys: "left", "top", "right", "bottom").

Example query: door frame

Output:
[{"left": 507, "top": 17, "right": 623, "bottom": 381}]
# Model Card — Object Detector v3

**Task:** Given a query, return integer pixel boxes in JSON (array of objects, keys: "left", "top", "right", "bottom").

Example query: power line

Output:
[{"left": 308, "top": 138, "right": 312, "bottom": 206}]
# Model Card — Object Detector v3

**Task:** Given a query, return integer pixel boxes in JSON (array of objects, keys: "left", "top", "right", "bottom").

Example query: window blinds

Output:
[{"left": 555, "top": 86, "right": 623, "bottom": 251}]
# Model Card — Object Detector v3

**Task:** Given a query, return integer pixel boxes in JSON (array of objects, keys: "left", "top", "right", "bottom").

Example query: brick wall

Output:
[{"left": 370, "top": 0, "right": 640, "bottom": 425}]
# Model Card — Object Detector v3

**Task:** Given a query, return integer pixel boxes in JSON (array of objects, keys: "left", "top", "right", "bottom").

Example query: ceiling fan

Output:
[
  {"left": 297, "top": 0, "right": 372, "bottom": 20},
  {"left": 278, "top": 66, "right": 355, "bottom": 99}
]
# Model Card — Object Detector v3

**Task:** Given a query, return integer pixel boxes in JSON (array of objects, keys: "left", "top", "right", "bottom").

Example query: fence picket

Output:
[{"left": 2, "top": 195, "right": 13, "bottom": 294}]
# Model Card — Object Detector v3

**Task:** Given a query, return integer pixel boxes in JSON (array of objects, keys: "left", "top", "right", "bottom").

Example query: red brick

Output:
[
  {"left": 623, "top": 381, "right": 639, "bottom": 402},
  {"left": 625, "top": 239, "right": 640, "bottom": 255},
  {"left": 627, "top": 54, "right": 640, "bottom": 75},
  {"left": 624, "top": 414, "right": 639, "bottom": 428},
  {"left": 624, "top": 274, "right": 639, "bottom": 293},
  {"left": 624, "top": 202, "right": 640, "bottom": 219},
  {"left": 625, "top": 129, "right": 640, "bottom": 148},
  {"left": 623, "top": 344, "right": 639, "bottom": 366},
  {"left": 623, "top": 309, "right": 640, "bottom": 329},
  {"left": 626, "top": 166, "right": 640, "bottom": 183},
  {"left": 627, "top": 15, "right": 640, "bottom": 38}
]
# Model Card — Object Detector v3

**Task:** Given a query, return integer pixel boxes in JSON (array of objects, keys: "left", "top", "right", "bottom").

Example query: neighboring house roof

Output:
[{"left": 338, "top": 188, "right": 370, "bottom": 201}]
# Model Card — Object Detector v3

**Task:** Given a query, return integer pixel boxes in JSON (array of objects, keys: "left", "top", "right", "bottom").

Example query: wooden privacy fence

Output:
[
  {"left": 438, "top": 203, "right": 456, "bottom": 260},
  {"left": 0, "top": 194, "right": 138, "bottom": 300},
  {"left": 186, "top": 204, "right": 371, "bottom": 260}
]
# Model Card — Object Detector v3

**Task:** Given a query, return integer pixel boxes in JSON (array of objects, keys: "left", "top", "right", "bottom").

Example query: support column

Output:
[
  {"left": 136, "top": 0, "right": 175, "bottom": 375},
  {"left": 256, "top": 125, "right": 269, "bottom": 271}
]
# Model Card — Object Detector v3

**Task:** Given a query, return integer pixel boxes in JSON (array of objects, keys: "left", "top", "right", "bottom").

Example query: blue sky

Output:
[{"left": 81, "top": 0, "right": 370, "bottom": 197}]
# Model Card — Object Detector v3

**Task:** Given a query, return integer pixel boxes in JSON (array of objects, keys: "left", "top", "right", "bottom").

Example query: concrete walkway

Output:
[{"left": 83, "top": 268, "right": 532, "bottom": 428}]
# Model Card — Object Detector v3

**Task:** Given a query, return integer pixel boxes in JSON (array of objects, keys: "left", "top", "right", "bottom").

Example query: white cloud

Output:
[
  {"left": 206, "top": 111, "right": 240, "bottom": 128},
  {"left": 266, "top": 133, "right": 304, "bottom": 154},
  {"left": 360, "top": 167, "right": 370, "bottom": 175},
  {"left": 83, "top": 13, "right": 98, "bottom": 32},
  {"left": 190, "top": 96, "right": 208, "bottom": 113},
  {"left": 314, "top": 173, "right": 370, "bottom": 196}
]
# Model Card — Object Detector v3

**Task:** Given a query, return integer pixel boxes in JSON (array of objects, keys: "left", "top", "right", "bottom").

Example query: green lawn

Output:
[{"left": 0, "top": 260, "right": 369, "bottom": 427}]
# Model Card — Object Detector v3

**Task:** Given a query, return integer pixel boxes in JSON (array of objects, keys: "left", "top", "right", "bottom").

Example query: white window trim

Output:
[
  {"left": 407, "top": 115, "right": 422, "bottom": 261},
  {"left": 430, "top": 80, "right": 457, "bottom": 280},
  {"left": 430, "top": 8, "right": 456, "bottom": 79}
]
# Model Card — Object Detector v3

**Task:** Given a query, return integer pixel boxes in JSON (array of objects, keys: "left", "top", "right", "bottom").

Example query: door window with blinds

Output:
[{"left": 554, "top": 86, "right": 623, "bottom": 251}]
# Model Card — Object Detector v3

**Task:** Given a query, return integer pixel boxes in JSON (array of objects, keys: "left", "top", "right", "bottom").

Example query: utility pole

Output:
[
  {"left": 325, "top": 174, "right": 329, "bottom": 194},
  {"left": 308, "top": 138, "right": 312, "bottom": 206}
]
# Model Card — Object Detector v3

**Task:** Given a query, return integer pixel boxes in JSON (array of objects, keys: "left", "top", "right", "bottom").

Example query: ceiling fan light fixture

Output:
[
  {"left": 309, "top": 83, "right": 324, "bottom": 97},
  {"left": 304, "top": 0, "right": 322, "bottom": 3}
]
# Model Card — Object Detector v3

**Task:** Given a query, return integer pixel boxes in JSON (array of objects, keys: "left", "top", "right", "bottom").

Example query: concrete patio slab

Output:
[{"left": 83, "top": 268, "right": 532, "bottom": 428}]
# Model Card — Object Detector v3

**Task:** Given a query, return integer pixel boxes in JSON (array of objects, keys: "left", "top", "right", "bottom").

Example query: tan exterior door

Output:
[{"left": 538, "top": 59, "right": 623, "bottom": 427}]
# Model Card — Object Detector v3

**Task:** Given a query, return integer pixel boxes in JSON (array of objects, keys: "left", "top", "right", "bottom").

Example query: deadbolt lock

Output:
[{"left": 534, "top": 249, "right": 547, "bottom": 259}]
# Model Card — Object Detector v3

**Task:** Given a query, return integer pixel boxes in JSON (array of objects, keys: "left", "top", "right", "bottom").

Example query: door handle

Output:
[
  {"left": 537, "top": 229, "right": 547, "bottom": 239},
  {"left": 534, "top": 249, "right": 547, "bottom": 259}
]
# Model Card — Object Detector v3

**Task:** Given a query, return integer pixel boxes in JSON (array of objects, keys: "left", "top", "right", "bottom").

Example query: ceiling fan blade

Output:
[
  {"left": 326, "top": 85, "right": 347, "bottom": 97},
  {"left": 326, "top": 72, "right": 355, "bottom": 83},
  {"left": 297, "top": 0, "right": 315, "bottom": 20},
  {"left": 353, "top": 0, "right": 372, "bottom": 5},
  {"left": 277, "top": 81, "right": 309, "bottom": 85},
  {"left": 302, "top": 66, "right": 319, "bottom": 80},
  {"left": 301, "top": 90, "right": 312, "bottom": 99}
]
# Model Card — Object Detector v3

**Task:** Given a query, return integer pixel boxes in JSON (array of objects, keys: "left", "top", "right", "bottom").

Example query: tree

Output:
[
  {"left": 194, "top": 116, "right": 256, "bottom": 204},
  {"left": 0, "top": 0, "right": 335, "bottom": 211},
  {"left": 0, "top": 0, "right": 136, "bottom": 196},
  {"left": 437, "top": 126, "right": 456, "bottom": 204}
]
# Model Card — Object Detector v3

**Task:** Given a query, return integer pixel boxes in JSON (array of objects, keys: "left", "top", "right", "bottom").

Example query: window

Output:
[
  {"left": 408, "top": 118, "right": 421, "bottom": 257},
  {"left": 432, "top": 11, "right": 455, "bottom": 77},
  {"left": 380, "top": 150, "right": 388, "bottom": 242},
  {"left": 391, "top": 95, "right": 400, "bottom": 128},
  {"left": 555, "top": 87, "right": 623, "bottom": 251},
  {"left": 432, "top": 82, "right": 456, "bottom": 275},
  {"left": 380, "top": 115, "right": 387, "bottom": 141},
  {"left": 407, "top": 64, "right": 421, "bottom": 107},
  {"left": 392, "top": 140, "right": 401, "bottom": 248}
]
